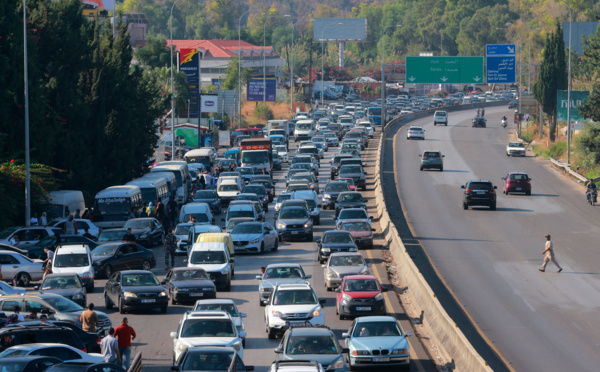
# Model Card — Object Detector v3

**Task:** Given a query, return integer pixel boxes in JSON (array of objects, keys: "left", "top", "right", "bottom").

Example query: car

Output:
[
  {"left": 162, "top": 268, "right": 217, "bottom": 304},
  {"left": 335, "top": 275, "right": 385, "bottom": 319},
  {"left": 356, "top": 122, "right": 374, "bottom": 138},
  {"left": 23, "top": 234, "right": 100, "bottom": 260},
  {"left": 97, "top": 229, "right": 127, "bottom": 245},
  {"left": 472, "top": 117, "right": 486, "bottom": 127},
  {"left": 122, "top": 218, "right": 164, "bottom": 247},
  {"left": 48, "top": 219, "right": 101, "bottom": 238},
  {"left": 192, "top": 190, "right": 222, "bottom": 215},
  {"left": 36, "top": 273, "right": 87, "bottom": 308},
  {"left": 322, "top": 182, "right": 351, "bottom": 210},
  {"left": 292, "top": 156, "right": 319, "bottom": 176},
  {"left": 187, "top": 241, "right": 233, "bottom": 291},
  {"left": 277, "top": 199, "right": 310, "bottom": 221},
  {"left": 337, "top": 165, "right": 366, "bottom": 191},
  {"left": 291, "top": 190, "right": 321, "bottom": 225},
  {"left": 275, "top": 145, "right": 289, "bottom": 163},
  {"left": 225, "top": 204, "right": 258, "bottom": 227},
  {"left": 193, "top": 299, "right": 247, "bottom": 346},
  {"left": 173, "top": 223, "right": 195, "bottom": 255},
  {"left": 312, "top": 136, "right": 328, "bottom": 151},
  {"left": 224, "top": 217, "right": 255, "bottom": 234},
  {"left": 45, "top": 361, "right": 125, "bottom": 372},
  {"left": 273, "top": 325, "right": 347, "bottom": 371},
  {"left": 289, "top": 173, "right": 319, "bottom": 193},
  {"left": 335, "top": 178, "right": 357, "bottom": 192},
  {"left": 335, "top": 208, "right": 372, "bottom": 229},
  {"left": 0, "top": 251, "right": 44, "bottom": 286},
  {"left": 172, "top": 347, "right": 252, "bottom": 372},
  {"left": 0, "top": 294, "right": 111, "bottom": 330},
  {"left": 241, "top": 184, "right": 269, "bottom": 211},
  {"left": 276, "top": 207, "right": 313, "bottom": 242},
  {"left": 264, "top": 284, "right": 326, "bottom": 339},
  {"left": 91, "top": 242, "right": 156, "bottom": 279},
  {"left": 433, "top": 110, "right": 448, "bottom": 126},
  {"left": 269, "top": 360, "right": 324, "bottom": 372},
  {"left": 342, "top": 316, "right": 411, "bottom": 370},
  {"left": 0, "top": 356, "right": 62, "bottom": 372},
  {"left": 316, "top": 231, "right": 358, "bottom": 264},
  {"left": 103, "top": 270, "right": 168, "bottom": 314},
  {"left": 0, "top": 226, "right": 63, "bottom": 248},
  {"left": 4, "top": 320, "right": 103, "bottom": 353},
  {"left": 286, "top": 183, "right": 310, "bottom": 193},
  {"left": 506, "top": 141, "right": 526, "bottom": 157},
  {"left": 323, "top": 132, "right": 339, "bottom": 147},
  {"left": 275, "top": 193, "right": 293, "bottom": 215},
  {"left": 0, "top": 281, "right": 26, "bottom": 295},
  {"left": 0, "top": 343, "right": 104, "bottom": 363},
  {"left": 231, "top": 222, "right": 278, "bottom": 254},
  {"left": 169, "top": 311, "right": 245, "bottom": 363},
  {"left": 322, "top": 253, "right": 370, "bottom": 291},
  {"left": 461, "top": 180, "right": 497, "bottom": 210},
  {"left": 338, "top": 220, "right": 374, "bottom": 250},
  {"left": 256, "top": 264, "right": 312, "bottom": 306},
  {"left": 406, "top": 126, "right": 425, "bottom": 140},
  {"left": 502, "top": 172, "right": 532, "bottom": 195},
  {"left": 419, "top": 150, "right": 444, "bottom": 171},
  {"left": 233, "top": 195, "right": 265, "bottom": 222},
  {"left": 335, "top": 192, "right": 366, "bottom": 218},
  {"left": 330, "top": 155, "right": 353, "bottom": 179},
  {"left": 508, "top": 100, "right": 518, "bottom": 109},
  {"left": 340, "top": 143, "right": 361, "bottom": 156}
]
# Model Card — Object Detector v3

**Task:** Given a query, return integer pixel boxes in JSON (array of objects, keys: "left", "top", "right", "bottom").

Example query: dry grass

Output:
[{"left": 241, "top": 101, "right": 309, "bottom": 126}]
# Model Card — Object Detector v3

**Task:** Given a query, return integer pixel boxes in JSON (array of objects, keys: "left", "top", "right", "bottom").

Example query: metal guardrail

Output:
[
  {"left": 128, "top": 351, "right": 142, "bottom": 372},
  {"left": 549, "top": 157, "right": 589, "bottom": 183}
]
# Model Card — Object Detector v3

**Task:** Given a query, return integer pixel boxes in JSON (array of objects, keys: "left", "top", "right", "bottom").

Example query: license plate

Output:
[
  {"left": 289, "top": 321, "right": 305, "bottom": 326},
  {"left": 291, "top": 231, "right": 299, "bottom": 234},
  {"left": 373, "top": 358, "right": 390, "bottom": 362},
  {"left": 356, "top": 306, "right": 371, "bottom": 311},
  {"left": 476, "top": 191, "right": 485, "bottom": 195},
  {"left": 516, "top": 187, "right": 522, "bottom": 190},
  {"left": 191, "top": 293, "right": 204, "bottom": 297},
  {"left": 142, "top": 299, "right": 155, "bottom": 303}
]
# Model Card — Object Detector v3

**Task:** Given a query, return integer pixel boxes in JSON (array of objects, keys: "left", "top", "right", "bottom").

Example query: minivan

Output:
[
  {"left": 179, "top": 203, "right": 214, "bottom": 225},
  {"left": 186, "top": 242, "right": 233, "bottom": 291},
  {"left": 52, "top": 244, "right": 95, "bottom": 291}
]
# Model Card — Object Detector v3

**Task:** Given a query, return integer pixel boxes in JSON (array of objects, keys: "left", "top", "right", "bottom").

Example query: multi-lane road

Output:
[
  {"left": 389, "top": 106, "right": 600, "bottom": 371},
  {"left": 80, "top": 127, "right": 438, "bottom": 372}
]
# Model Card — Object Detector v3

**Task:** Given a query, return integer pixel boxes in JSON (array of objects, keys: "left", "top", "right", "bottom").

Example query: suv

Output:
[
  {"left": 273, "top": 325, "right": 348, "bottom": 371},
  {"left": 419, "top": 150, "right": 444, "bottom": 171},
  {"left": 256, "top": 264, "right": 311, "bottom": 306},
  {"left": 264, "top": 284, "right": 326, "bottom": 339},
  {"left": 0, "top": 325, "right": 86, "bottom": 353},
  {"left": 472, "top": 117, "right": 486, "bottom": 128},
  {"left": 502, "top": 172, "right": 532, "bottom": 195},
  {"left": 170, "top": 310, "right": 246, "bottom": 364},
  {"left": 461, "top": 180, "right": 497, "bottom": 210},
  {"left": 433, "top": 110, "right": 448, "bottom": 126}
]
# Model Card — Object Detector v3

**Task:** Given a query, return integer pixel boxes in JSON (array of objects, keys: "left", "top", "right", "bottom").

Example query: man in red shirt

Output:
[{"left": 114, "top": 317, "right": 136, "bottom": 369}]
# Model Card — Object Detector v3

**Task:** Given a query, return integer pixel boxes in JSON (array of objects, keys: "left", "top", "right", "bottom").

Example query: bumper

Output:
[
  {"left": 206, "top": 271, "right": 231, "bottom": 287},
  {"left": 172, "top": 290, "right": 217, "bottom": 303},
  {"left": 322, "top": 198, "right": 337, "bottom": 208},
  {"left": 325, "top": 277, "right": 343, "bottom": 289},
  {"left": 268, "top": 316, "right": 325, "bottom": 333},
  {"left": 80, "top": 277, "right": 94, "bottom": 289},
  {"left": 465, "top": 198, "right": 495, "bottom": 207},
  {"left": 507, "top": 151, "right": 526, "bottom": 156},
  {"left": 277, "top": 227, "right": 312, "bottom": 240},
  {"left": 353, "top": 237, "right": 374, "bottom": 249},
  {"left": 421, "top": 162, "right": 442, "bottom": 170},
  {"left": 506, "top": 186, "right": 530, "bottom": 193},
  {"left": 338, "top": 299, "right": 386, "bottom": 317},
  {"left": 122, "top": 296, "right": 168, "bottom": 310},
  {"left": 233, "top": 242, "right": 262, "bottom": 253},
  {"left": 176, "top": 242, "right": 188, "bottom": 255},
  {"left": 350, "top": 355, "right": 410, "bottom": 368}
]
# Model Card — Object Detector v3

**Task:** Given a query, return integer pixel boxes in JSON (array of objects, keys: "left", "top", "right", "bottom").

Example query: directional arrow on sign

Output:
[
  {"left": 408, "top": 76, "right": 416, "bottom": 82},
  {"left": 473, "top": 76, "right": 481, "bottom": 82},
  {"left": 441, "top": 76, "right": 448, "bottom": 82},
  {"left": 507, "top": 46, "right": 515, "bottom": 54}
]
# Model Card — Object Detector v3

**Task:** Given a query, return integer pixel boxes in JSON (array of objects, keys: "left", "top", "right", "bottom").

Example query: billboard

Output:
[
  {"left": 179, "top": 48, "right": 200, "bottom": 117},
  {"left": 313, "top": 18, "right": 367, "bottom": 41},
  {"left": 563, "top": 22, "right": 599, "bottom": 56},
  {"left": 557, "top": 91, "right": 590, "bottom": 122},
  {"left": 247, "top": 79, "right": 276, "bottom": 102},
  {"left": 201, "top": 95, "right": 218, "bottom": 113}
]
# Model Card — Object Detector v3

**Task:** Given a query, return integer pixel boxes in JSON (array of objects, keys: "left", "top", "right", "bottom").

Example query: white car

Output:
[
  {"left": 506, "top": 141, "right": 526, "bottom": 157},
  {"left": 275, "top": 145, "right": 289, "bottom": 163},
  {"left": 406, "top": 126, "right": 425, "bottom": 140},
  {"left": 194, "top": 299, "right": 247, "bottom": 346},
  {"left": 170, "top": 310, "right": 245, "bottom": 363},
  {"left": 356, "top": 122, "right": 374, "bottom": 138},
  {"left": 0, "top": 343, "right": 104, "bottom": 362},
  {"left": 49, "top": 219, "right": 101, "bottom": 237},
  {"left": 264, "top": 283, "right": 325, "bottom": 339}
]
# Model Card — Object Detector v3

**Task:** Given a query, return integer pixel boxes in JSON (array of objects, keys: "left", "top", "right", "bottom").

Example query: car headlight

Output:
[
  {"left": 221, "top": 268, "right": 230, "bottom": 275},
  {"left": 390, "top": 348, "right": 408, "bottom": 355},
  {"left": 249, "top": 238, "right": 260, "bottom": 244},
  {"left": 374, "top": 293, "right": 384, "bottom": 301},
  {"left": 123, "top": 292, "right": 137, "bottom": 298},
  {"left": 177, "top": 343, "right": 188, "bottom": 353},
  {"left": 352, "top": 350, "right": 370, "bottom": 356},
  {"left": 324, "top": 194, "right": 332, "bottom": 199},
  {"left": 328, "top": 271, "right": 339, "bottom": 278},
  {"left": 312, "top": 308, "right": 322, "bottom": 317},
  {"left": 277, "top": 223, "right": 286, "bottom": 229},
  {"left": 322, "top": 248, "right": 331, "bottom": 253},
  {"left": 330, "top": 358, "right": 345, "bottom": 370},
  {"left": 271, "top": 310, "right": 283, "bottom": 317},
  {"left": 349, "top": 247, "right": 357, "bottom": 252},
  {"left": 304, "top": 222, "right": 312, "bottom": 228},
  {"left": 72, "top": 294, "right": 83, "bottom": 300},
  {"left": 140, "top": 233, "right": 148, "bottom": 239},
  {"left": 232, "top": 342, "right": 242, "bottom": 351},
  {"left": 342, "top": 294, "right": 352, "bottom": 302},
  {"left": 159, "top": 291, "right": 168, "bottom": 297}
]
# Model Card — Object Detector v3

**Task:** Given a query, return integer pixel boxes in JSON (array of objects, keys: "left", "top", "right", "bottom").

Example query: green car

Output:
[{"left": 419, "top": 150, "right": 444, "bottom": 171}]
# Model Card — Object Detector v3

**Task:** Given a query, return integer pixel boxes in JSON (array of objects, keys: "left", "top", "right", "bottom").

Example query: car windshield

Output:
[
  {"left": 194, "top": 191, "right": 218, "bottom": 199},
  {"left": 352, "top": 321, "right": 402, "bottom": 337},
  {"left": 468, "top": 182, "right": 493, "bottom": 190},
  {"left": 54, "top": 253, "right": 89, "bottom": 268},
  {"left": 42, "top": 275, "right": 82, "bottom": 290},
  {"left": 340, "top": 166, "right": 362, "bottom": 174},
  {"left": 341, "top": 222, "right": 370, "bottom": 232},
  {"left": 339, "top": 194, "right": 362, "bottom": 202},
  {"left": 44, "top": 295, "right": 84, "bottom": 312},
  {"left": 92, "top": 244, "right": 118, "bottom": 257},
  {"left": 296, "top": 123, "right": 312, "bottom": 130},
  {"left": 238, "top": 168, "right": 254, "bottom": 175},
  {"left": 0, "top": 228, "right": 17, "bottom": 239},
  {"left": 175, "top": 225, "right": 192, "bottom": 236},
  {"left": 193, "top": 304, "right": 239, "bottom": 317},
  {"left": 279, "top": 209, "right": 308, "bottom": 219},
  {"left": 181, "top": 319, "right": 235, "bottom": 338},
  {"left": 339, "top": 210, "right": 368, "bottom": 219},
  {"left": 313, "top": 137, "right": 325, "bottom": 142},
  {"left": 509, "top": 142, "right": 524, "bottom": 148},
  {"left": 182, "top": 350, "right": 235, "bottom": 371},
  {"left": 423, "top": 152, "right": 440, "bottom": 158},
  {"left": 323, "top": 233, "right": 353, "bottom": 244},
  {"left": 277, "top": 194, "right": 292, "bottom": 203},
  {"left": 124, "top": 220, "right": 151, "bottom": 230},
  {"left": 344, "top": 279, "right": 379, "bottom": 292},
  {"left": 275, "top": 146, "right": 286, "bottom": 152},
  {"left": 190, "top": 251, "right": 226, "bottom": 265},
  {"left": 231, "top": 224, "right": 262, "bottom": 235},
  {"left": 226, "top": 219, "right": 251, "bottom": 230},
  {"left": 251, "top": 181, "right": 271, "bottom": 189},
  {"left": 227, "top": 210, "right": 254, "bottom": 219},
  {"left": 273, "top": 289, "right": 317, "bottom": 305},
  {"left": 122, "top": 273, "right": 160, "bottom": 286},
  {"left": 264, "top": 267, "right": 303, "bottom": 279},
  {"left": 293, "top": 157, "right": 311, "bottom": 164},
  {"left": 99, "top": 230, "right": 126, "bottom": 242},
  {"left": 183, "top": 214, "right": 210, "bottom": 223},
  {"left": 242, "top": 186, "right": 265, "bottom": 195},
  {"left": 509, "top": 174, "right": 529, "bottom": 180},
  {"left": 219, "top": 184, "right": 240, "bottom": 192},
  {"left": 237, "top": 195, "right": 258, "bottom": 202},
  {"left": 0, "top": 349, "right": 28, "bottom": 358},
  {"left": 286, "top": 335, "right": 339, "bottom": 355},
  {"left": 330, "top": 255, "right": 365, "bottom": 266},
  {"left": 326, "top": 183, "right": 349, "bottom": 192},
  {"left": 172, "top": 269, "right": 209, "bottom": 281},
  {"left": 324, "top": 133, "right": 336, "bottom": 138}
]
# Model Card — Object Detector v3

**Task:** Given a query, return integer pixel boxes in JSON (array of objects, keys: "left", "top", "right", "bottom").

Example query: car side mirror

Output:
[
  {"left": 274, "top": 347, "right": 283, "bottom": 354},
  {"left": 442, "top": 155, "right": 445, "bottom": 157},
  {"left": 371, "top": 228, "right": 376, "bottom": 232},
  {"left": 241, "top": 313, "right": 247, "bottom": 318},
  {"left": 172, "top": 366, "right": 179, "bottom": 371},
  {"left": 183, "top": 259, "right": 188, "bottom": 264},
  {"left": 342, "top": 332, "right": 350, "bottom": 338},
  {"left": 239, "top": 331, "right": 247, "bottom": 338},
  {"left": 406, "top": 331, "right": 413, "bottom": 336},
  {"left": 316, "top": 239, "right": 321, "bottom": 244},
  {"left": 160, "top": 280, "right": 167, "bottom": 285},
  {"left": 501, "top": 178, "right": 506, "bottom": 180},
  {"left": 305, "top": 274, "right": 312, "bottom": 279},
  {"left": 256, "top": 275, "right": 263, "bottom": 280},
  {"left": 335, "top": 287, "right": 341, "bottom": 292},
  {"left": 461, "top": 185, "right": 466, "bottom": 189},
  {"left": 342, "top": 347, "right": 350, "bottom": 354},
  {"left": 246, "top": 367, "right": 255, "bottom": 371},
  {"left": 494, "top": 186, "right": 498, "bottom": 189},
  {"left": 369, "top": 216, "right": 373, "bottom": 220},
  {"left": 170, "top": 331, "right": 177, "bottom": 338},
  {"left": 34, "top": 285, "right": 39, "bottom": 290}
]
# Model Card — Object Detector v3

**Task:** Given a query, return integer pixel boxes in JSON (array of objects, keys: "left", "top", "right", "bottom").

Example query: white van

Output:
[
  {"left": 93, "top": 185, "right": 143, "bottom": 228},
  {"left": 185, "top": 225, "right": 223, "bottom": 255},
  {"left": 47, "top": 190, "right": 85, "bottom": 221},
  {"left": 216, "top": 175, "right": 242, "bottom": 190},
  {"left": 186, "top": 241, "right": 232, "bottom": 291},
  {"left": 184, "top": 148, "right": 216, "bottom": 170},
  {"left": 217, "top": 179, "right": 241, "bottom": 205},
  {"left": 151, "top": 162, "right": 191, "bottom": 205},
  {"left": 179, "top": 203, "right": 214, "bottom": 225},
  {"left": 126, "top": 177, "right": 170, "bottom": 206},
  {"left": 294, "top": 120, "right": 315, "bottom": 142},
  {"left": 141, "top": 172, "right": 177, "bottom": 201},
  {"left": 52, "top": 244, "right": 94, "bottom": 291}
]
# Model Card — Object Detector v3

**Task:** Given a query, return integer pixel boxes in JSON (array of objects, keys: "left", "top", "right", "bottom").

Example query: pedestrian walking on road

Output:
[
  {"left": 101, "top": 327, "right": 121, "bottom": 365},
  {"left": 114, "top": 317, "right": 136, "bottom": 370},
  {"left": 79, "top": 303, "right": 99, "bottom": 333},
  {"left": 539, "top": 235, "right": 563, "bottom": 273},
  {"left": 163, "top": 228, "right": 177, "bottom": 270}
]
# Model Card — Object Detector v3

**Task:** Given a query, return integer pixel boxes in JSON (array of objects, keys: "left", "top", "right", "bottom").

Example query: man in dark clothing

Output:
[
  {"left": 167, "top": 199, "right": 178, "bottom": 226},
  {"left": 163, "top": 229, "right": 177, "bottom": 270},
  {"left": 122, "top": 228, "right": 136, "bottom": 243},
  {"left": 83, "top": 227, "right": 98, "bottom": 242},
  {"left": 199, "top": 174, "right": 206, "bottom": 190},
  {"left": 139, "top": 203, "right": 149, "bottom": 218}
]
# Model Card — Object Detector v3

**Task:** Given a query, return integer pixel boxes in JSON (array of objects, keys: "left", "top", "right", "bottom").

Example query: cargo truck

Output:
[{"left": 240, "top": 138, "right": 272, "bottom": 174}]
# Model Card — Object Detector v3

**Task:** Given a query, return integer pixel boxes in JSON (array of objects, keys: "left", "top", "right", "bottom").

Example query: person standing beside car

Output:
[
  {"left": 64, "top": 215, "right": 77, "bottom": 235},
  {"left": 82, "top": 227, "right": 98, "bottom": 242},
  {"left": 101, "top": 327, "right": 121, "bottom": 365},
  {"left": 163, "top": 228, "right": 177, "bottom": 270},
  {"left": 79, "top": 303, "right": 99, "bottom": 333},
  {"left": 114, "top": 317, "right": 136, "bottom": 369}
]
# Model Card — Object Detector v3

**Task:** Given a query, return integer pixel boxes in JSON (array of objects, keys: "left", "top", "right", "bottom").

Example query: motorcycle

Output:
[
  {"left": 501, "top": 119, "right": 507, "bottom": 128},
  {"left": 586, "top": 189, "right": 597, "bottom": 206}
]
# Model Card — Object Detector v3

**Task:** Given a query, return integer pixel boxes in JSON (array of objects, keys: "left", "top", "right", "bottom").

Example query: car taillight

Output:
[
  {"left": 465, "top": 189, "right": 473, "bottom": 193},
  {"left": 97, "top": 336, "right": 101, "bottom": 345},
  {"left": 489, "top": 189, "right": 495, "bottom": 194},
  {"left": 81, "top": 348, "right": 87, "bottom": 353}
]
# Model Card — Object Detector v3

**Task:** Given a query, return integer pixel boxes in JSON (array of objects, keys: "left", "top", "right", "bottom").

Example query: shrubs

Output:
[{"left": 254, "top": 103, "right": 274, "bottom": 121}]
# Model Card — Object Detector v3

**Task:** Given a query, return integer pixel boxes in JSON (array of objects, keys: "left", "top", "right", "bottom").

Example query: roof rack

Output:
[{"left": 272, "top": 360, "right": 322, "bottom": 371}]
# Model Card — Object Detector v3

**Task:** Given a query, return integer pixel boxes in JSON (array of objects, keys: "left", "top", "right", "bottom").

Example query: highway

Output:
[
  {"left": 81, "top": 128, "right": 437, "bottom": 372},
  {"left": 388, "top": 106, "right": 600, "bottom": 371}
]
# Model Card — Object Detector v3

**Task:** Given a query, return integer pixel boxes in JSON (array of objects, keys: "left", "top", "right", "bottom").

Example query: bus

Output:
[
  {"left": 366, "top": 107, "right": 382, "bottom": 125},
  {"left": 184, "top": 148, "right": 216, "bottom": 169},
  {"left": 93, "top": 185, "right": 143, "bottom": 228}
]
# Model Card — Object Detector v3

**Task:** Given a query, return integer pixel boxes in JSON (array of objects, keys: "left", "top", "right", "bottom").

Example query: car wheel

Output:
[
  {"left": 307, "top": 233, "right": 313, "bottom": 242},
  {"left": 119, "top": 297, "right": 126, "bottom": 314},
  {"left": 278, "top": 235, "right": 282, "bottom": 242},
  {"left": 273, "top": 240, "right": 278, "bottom": 252},
  {"left": 141, "top": 260, "right": 151, "bottom": 271},
  {"left": 463, "top": 203, "right": 468, "bottom": 210},
  {"left": 103, "top": 265, "right": 113, "bottom": 279},
  {"left": 260, "top": 243, "right": 265, "bottom": 254},
  {"left": 420, "top": 167, "right": 423, "bottom": 171},
  {"left": 224, "top": 281, "right": 231, "bottom": 291},
  {"left": 440, "top": 167, "right": 443, "bottom": 172},
  {"left": 161, "top": 306, "right": 168, "bottom": 314},
  {"left": 15, "top": 273, "right": 31, "bottom": 287},
  {"left": 88, "top": 282, "right": 94, "bottom": 292},
  {"left": 526, "top": 190, "right": 531, "bottom": 196},
  {"left": 267, "top": 327, "right": 276, "bottom": 339},
  {"left": 505, "top": 190, "right": 509, "bottom": 195},
  {"left": 104, "top": 294, "right": 113, "bottom": 310}
]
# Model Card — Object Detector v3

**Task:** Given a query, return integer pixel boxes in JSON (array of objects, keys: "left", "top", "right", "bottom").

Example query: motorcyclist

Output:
[
  {"left": 502, "top": 115, "right": 507, "bottom": 122},
  {"left": 586, "top": 181, "right": 597, "bottom": 201},
  {"left": 481, "top": 108, "right": 485, "bottom": 117}
]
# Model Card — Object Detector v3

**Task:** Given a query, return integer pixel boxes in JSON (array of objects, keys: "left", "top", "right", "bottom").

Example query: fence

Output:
[{"left": 127, "top": 351, "right": 142, "bottom": 372}]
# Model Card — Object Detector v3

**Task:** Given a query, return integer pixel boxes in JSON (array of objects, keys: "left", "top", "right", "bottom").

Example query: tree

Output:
[
  {"left": 135, "top": 36, "right": 172, "bottom": 68},
  {"left": 222, "top": 57, "right": 252, "bottom": 90},
  {"left": 580, "top": 83, "right": 600, "bottom": 121},
  {"left": 533, "top": 21, "right": 567, "bottom": 141}
]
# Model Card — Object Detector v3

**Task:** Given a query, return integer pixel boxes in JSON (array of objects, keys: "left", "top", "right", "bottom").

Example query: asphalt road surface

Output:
[
  {"left": 81, "top": 128, "right": 437, "bottom": 372},
  {"left": 392, "top": 106, "right": 600, "bottom": 371}
]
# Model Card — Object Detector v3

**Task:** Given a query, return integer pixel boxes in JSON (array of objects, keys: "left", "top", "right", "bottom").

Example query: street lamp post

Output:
[
  {"left": 381, "top": 25, "right": 401, "bottom": 129},
  {"left": 263, "top": 15, "right": 274, "bottom": 107},
  {"left": 23, "top": 0, "right": 31, "bottom": 226},
  {"left": 170, "top": 0, "right": 181, "bottom": 159},
  {"left": 320, "top": 23, "right": 343, "bottom": 107},
  {"left": 284, "top": 15, "right": 294, "bottom": 115},
  {"left": 238, "top": 9, "right": 257, "bottom": 129},
  {"left": 566, "top": 2, "right": 572, "bottom": 165}
]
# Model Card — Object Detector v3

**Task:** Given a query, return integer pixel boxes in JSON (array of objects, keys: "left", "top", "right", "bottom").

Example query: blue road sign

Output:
[
  {"left": 486, "top": 56, "right": 516, "bottom": 83},
  {"left": 486, "top": 44, "right": 516, "bottom": 56}
]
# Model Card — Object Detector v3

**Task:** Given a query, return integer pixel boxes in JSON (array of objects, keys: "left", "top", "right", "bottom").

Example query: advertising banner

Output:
[
  {"left": 247, "top": 79, "right": 277, "bottom": 101},
  {"left": 201, "top": 95, "right": 218, "bottom": 113},
  {"left": 180, "top": 48, "right": 200, "bottom": 117},
  {"left": 557, "top": 91, "right": 589, "bottom": 122}
]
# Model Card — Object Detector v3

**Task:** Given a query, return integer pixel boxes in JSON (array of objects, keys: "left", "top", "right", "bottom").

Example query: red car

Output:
[
  {"left": 502, "top": 172, "right": 531, "bottom": 195},
  {"left": 336, "top": 275, "right": 386, "bottom": 320},
  {"left": 338, "top": 220, "right": 373, "bottom": 249},
  {"left": 336, "top": 177, "right": 357, "bottom": 191}
]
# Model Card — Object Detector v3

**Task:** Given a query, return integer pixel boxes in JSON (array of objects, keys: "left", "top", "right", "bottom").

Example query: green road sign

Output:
[
  {"left": 406, "top": 56, "right": 484, "bottom": 84},
  {"left": 557, "top": 90, "right": 589, "bottom": 122}
]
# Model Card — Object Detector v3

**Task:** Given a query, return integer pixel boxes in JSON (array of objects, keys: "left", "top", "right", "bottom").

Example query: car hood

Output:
[
  {"left": 173, "top": 280, "right": 215, "bottom": 288},
  {"left": 322, "top": 243, "right": 356, "bottom": 249},
  {"left": 349, "top": 336, "right": 408, "bottom": 351},
  {"left": 231, "top": 233, "right": 262, "bottom": 242},
  {"left": 348, "top": 231, "right": 372, "bottom": 238},
  {"left": 345, "top": 291, "right": 380, "bottom": 299},
  {"left": 121, "top": 285, "right": 165, "bottom": 294},
  {"left": 194, "top": 198, "right": 218, "bottom": 204},
  {"left": 282, "top": 354, "right": 341, "bottom": 365},
  {"left": 39, "top": 288, "right": 84, "bottom": 297},
  {"left": 277, "top": 218, "right": 310, "bottom": 225},
  {"left": 261, "top": 278, "right": 307, "bottom": 288},
  {"left": 273, "top": 304, "right": 320, "bottom": 314},
  {"left": 331, "top": 266, "right": 368, "bottom": 276},
  {"left": 337, "top": 202, "right": 367, "bottom": 209},
  {"left": 92, "top": 256, "right": 111, "bottom": 265}
]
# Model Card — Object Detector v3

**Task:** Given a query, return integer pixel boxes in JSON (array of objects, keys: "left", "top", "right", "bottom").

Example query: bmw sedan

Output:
[{"left": 231, "top": 222, "right": 278, "bottom": 254}]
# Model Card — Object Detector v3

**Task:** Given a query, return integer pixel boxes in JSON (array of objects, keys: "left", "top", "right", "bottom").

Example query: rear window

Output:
[
  {"left": 423, "top": 152, "right": 440, "bottom": 158},
  {"left": 468, "top": 182, "right": 493, "bottom": 190},
  {"left": 509, "top": 174, "right": 529, "bottom": 180}
]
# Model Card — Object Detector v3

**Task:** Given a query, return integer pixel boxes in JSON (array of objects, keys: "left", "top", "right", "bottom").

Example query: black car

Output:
[
  {"left": 5, "top": 320, "right": 102, "bottom": 353},
  {"left": 337, "top": 165, "right": 366, "bottom": 191},
  {"left": 461, "top": 180, "right": 497, "bottom": 210},
  {"left": 173, "top": 347, "right": 253, "bottom": 372},
  {"left": 472, "top": 117, "right": 486, "bottom": 127},
  {"left": 335, "top": 192, "right": 367, "bottom": 217},
  {"left": 330, "top": 154, "right": 353, "bottom": 179},
  {"left": 241, "top": 184, "right": 269, "bottom": 211},
  {"left": 23, "top": 235, "right": 99, "bottom": 260},
  {"left": 46, "top": 361, "right": 125, "bottom": 372},
  {"left": 104, "top": 270, "right": 168, "bottom": 314},
  {"left": 36, "top": 273, "right": 87, "bottom": 308},
  {"left": 92, "top": 243, "right": 156, "bottom": 279},
  {"left": 122, "top": 218, "right": 164, "bottom": 247},
  {"left": 0, "top": 325, "right": 86, "bottom": 353},
  {"left": 250, "top": 176, "right": 276, "bottom": 201},
  {"left": 0, "top": 356, "right": 62, "bottom": 372},
  {"left": 161, "top": 268, "right": 217, "bottom": 304},
  {"left": 275, "top": 206, "right": 313, "bottom": 242},
  {"left": 317, "top": 230, "right": 358, "bottom": 263},
  {"left": 508, "top": 100, "right": 518, "bottom": 109},
  {"left": 192, "top": 190, "right": 222, "bottom": 215},
  {"left": 322, "top": 181, "right": 351, "bottom": 210}
]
